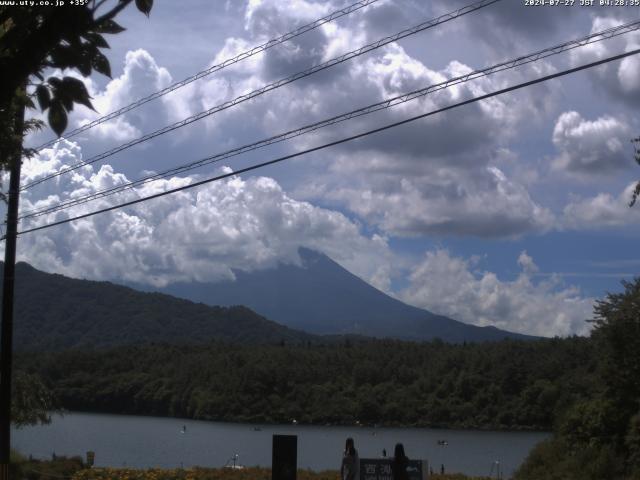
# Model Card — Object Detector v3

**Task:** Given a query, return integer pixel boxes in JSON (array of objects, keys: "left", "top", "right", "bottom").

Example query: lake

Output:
[{"left": 12, "top": 412, "right": 548, "bottom": 478}]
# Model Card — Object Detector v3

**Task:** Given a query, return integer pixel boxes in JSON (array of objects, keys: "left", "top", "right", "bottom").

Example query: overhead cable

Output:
[
  {"left": 15, "top": 47, "right": 640, "bottom": 237},
  {"left": 32, "top": 0, "right": 382, "bottom": 151},
  {"left": 18, "top": 18, "right": 640, "bottom": 220},
  {"left": 21, "top": 0, "right": 501, "bottom": 191}
]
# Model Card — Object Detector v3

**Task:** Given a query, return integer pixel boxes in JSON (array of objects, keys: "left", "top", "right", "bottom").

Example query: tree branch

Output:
[{"left": 93, "top": 0, "right": 133, "bottom": 25}]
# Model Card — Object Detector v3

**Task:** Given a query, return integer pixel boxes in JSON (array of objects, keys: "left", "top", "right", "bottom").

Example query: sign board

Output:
[
  {"left": 360, "top": 458, "right": 428, "bottom": 480},
  {"left": 272, "top": 434, "right": 297, "bottom": 480}
]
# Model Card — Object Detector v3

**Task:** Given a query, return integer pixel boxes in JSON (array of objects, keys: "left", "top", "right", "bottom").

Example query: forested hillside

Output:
[
  {"left": 18, "top": 337, "right": 596, "bottom": 431},
  {"left": 3, "top": 262, "right": 316, "bottom": 350},
  {"left": 514, "top": 279, "right": 640, "bottom": 480},
  {"left": 4, "top": 258, "right": 535, "bottom": 349}
]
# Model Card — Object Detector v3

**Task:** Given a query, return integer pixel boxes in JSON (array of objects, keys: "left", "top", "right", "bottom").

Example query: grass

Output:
[
  {"left": 10, "top": 451, "right": 85, "bottom": 480},
  {"left": 71, "top": 467, "right": 496, "bottom": 480},
  {"left": 9, "top": 453, "right": 495, "bottom": 480}
]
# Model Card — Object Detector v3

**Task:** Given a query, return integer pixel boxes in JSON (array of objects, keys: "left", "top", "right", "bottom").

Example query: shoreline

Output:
[
  {"left": 14, "top": 411, "right": 547, "bottom": 477},
  {"left": 48, "top": 409, "right": 552, "bottom": 434}
]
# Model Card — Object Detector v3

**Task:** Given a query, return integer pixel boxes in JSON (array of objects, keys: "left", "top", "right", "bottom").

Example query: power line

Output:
[
  {"left": 15, "top": 47, "right": 640, "bottom": 237},
  {"left": 32, "top": 0, "right": 381, "bottom": 151},
  {"left": 21, "top": 0, "right": 501, "bottom": 191},
  {"left": 18, "top": 18, "right": 640, "bottom": 221}
]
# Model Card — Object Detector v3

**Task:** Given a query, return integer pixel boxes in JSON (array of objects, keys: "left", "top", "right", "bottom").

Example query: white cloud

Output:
[
  {"left": 73, "top": 49, "right": 173, "bottom": 143},
  {"left": 7, "top": 0, "right": 638, "bottom": 346},
  {"left": 551, "top": 111, "right": 633, "bottom": 176},
  {"left": 38, "top": 3, "right": 559, "bottom": 245},
  {"left": 562, "top": 182, "right": 640, "bottom": 229},
  {"left": 441, "top": 0, "right": 582, "bottom": 56},
  {"left": 11, "top": 141, "right": 396, "bottom": 291},
  {"left": 12, "top": 6, "right": 561, "bottom": 292},
  {"left": 517, "top": 250, "right": 538, "bottom": 275},
  {"left": 307, "top": 155, "right": 554, "bottom": 238},
  {"left": 570, "top": 16, "right": 640, "bottom": 105},
  {"left": 83, "top": 1, "right": 554, "bottom": 164},
  {"left": 245, "top": 0, "right": 329, "bottom": 39},
  {"left": 400, "top": 249, "right": 595, "bottom": 337}
]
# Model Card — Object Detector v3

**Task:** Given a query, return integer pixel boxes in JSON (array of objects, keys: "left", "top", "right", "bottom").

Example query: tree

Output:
[
  {"left": 631, "top": 137, "right": 640, "bottom": 207},
  {"left": 592, "top": 279, "right": 640, "bottom": 400},
  {"left": 1, "top": 2, "right": 154, "bottom": 477},
  {"left": 515, "top": 278, "right": 640, "bottom": 480},
  {"left": 0, "top": 0, "right": 153, "bottom": 164},
  {"left": 11, "top": 371, "right": 56, "bottom": 428}
]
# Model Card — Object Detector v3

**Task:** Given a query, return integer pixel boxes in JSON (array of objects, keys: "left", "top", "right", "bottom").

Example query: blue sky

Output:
[{"left": 6, "top": 0, "right": 640, "bottom": 337}]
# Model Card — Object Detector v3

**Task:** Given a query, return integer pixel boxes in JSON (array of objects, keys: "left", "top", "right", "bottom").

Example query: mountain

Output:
[
  {"left": 1, "top": 262, "right": 316, "bottom": 351},
  {"left": 150, "top": 248, "right": 535, "bottom": 342}
]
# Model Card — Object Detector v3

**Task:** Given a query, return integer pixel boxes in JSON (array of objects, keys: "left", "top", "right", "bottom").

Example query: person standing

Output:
[
  {"left": 391, "top": 443, "right": 409, "bottom": 480},
  {"left": 341, "top": 437, "right": 359, "bottom": 480}
]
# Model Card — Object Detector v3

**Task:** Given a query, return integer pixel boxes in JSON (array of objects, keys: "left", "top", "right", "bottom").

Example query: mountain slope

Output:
[
  {"left": 1, "top": 262, "right": 316, "bottom": 351},
  {"left": 154, "top": 249, "right": 535, "bottom": 342}
]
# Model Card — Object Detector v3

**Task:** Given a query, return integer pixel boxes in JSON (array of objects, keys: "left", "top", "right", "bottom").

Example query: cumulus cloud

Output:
[
  {"left": 11, "top": 0, "right": 561, "bottom": 292},
  {"left": 245, "top": 0, "right": 328, "bottom": 39},
  {"left": 562, "top": 182, "right": 640, "bottom": 229},
  {"left": 551, "top": 111, "right": 633, "bottom": 176},
  {"left": 9, "top": 0, "right": 638, "bottom": 344},
  {"left": 29, "top": 0, "right": 558, "bottom": 242},
  {"left": 265, "top": 39, "right": 557, "bottom": 239},
  {"left": 257, "top": 39, "right": 556, "bottom": 161},
  {"left": 400, "top": 249, "right": 595, "bottom": 337},
  {"left": 304, "top": 153, "right": 554, "bottom": 238},
  {"left": 438, "top": 0, "right": 583, "bottom": 57},
  {"left": 570, "top": 16, "right": 640, "bottom": 105},
  {"left": 76, "top": 49, "right": 173, "bottom": 142},
  {"left": 77, "top": 0, "right": 554, "bottom": 163},
  {"left": 10, "top": 141, "right": 396, "bottom": 291},
  {"left": 517, "top": 250, "right": 538, "bottom": 275}
]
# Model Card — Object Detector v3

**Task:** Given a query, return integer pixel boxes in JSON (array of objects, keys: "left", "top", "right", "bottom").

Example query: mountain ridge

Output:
[
  {"left": 147, "top": 248, "right": 536, "bottom": 342},
  {"left": 2, "top": 250, "right": 536, "bottom": 349},
  {"left": 1, "top": 261, "right": 317, "bottom": 351}
]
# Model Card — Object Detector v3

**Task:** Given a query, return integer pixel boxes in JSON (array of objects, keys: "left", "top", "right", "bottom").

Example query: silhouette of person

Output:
[
  {"left": 340, "top": 437, "right": 359, "bottom": 480},
  {"left": 391, "top": 443, "right": 409, "bottom": 480},
  {"left": 382, "top": 448, "right": 387, "bottom": 457},
  {"left": 441, "top": 463, "right": 445, "bottom": 474}
]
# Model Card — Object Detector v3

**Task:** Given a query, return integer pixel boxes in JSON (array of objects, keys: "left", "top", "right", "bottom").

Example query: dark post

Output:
[
  {"left": 272, "top": 434, "right": 297, "bottom": 480},
  {"left": 0, "top": 100, "right": 25, "bottom": 480}
]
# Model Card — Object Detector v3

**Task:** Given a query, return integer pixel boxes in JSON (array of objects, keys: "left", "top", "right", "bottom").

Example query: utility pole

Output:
[{"left": 0, "top": 98, "right": 25, "bottom": 480}]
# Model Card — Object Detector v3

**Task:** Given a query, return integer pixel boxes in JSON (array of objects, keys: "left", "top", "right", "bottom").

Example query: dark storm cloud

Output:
[{"left": 436, "top": 0, "right": 584, "bottom": 57}]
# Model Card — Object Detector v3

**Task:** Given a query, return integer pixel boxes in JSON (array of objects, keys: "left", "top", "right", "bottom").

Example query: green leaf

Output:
[
  {"left": 48, "top": 101, "right": 68, "bottom": 137},
  {"left": 135, "top": 0, "right": 153, "bottom": 16},
  {"left": 59, "top": 94, "right": 74, "bottom": 112},
  {"left": 96, "top": 19, "right": 126, "bottom": 34},
  {"left": 49, "top": 46, "right": 80, "bottom": 70},
  {"left": 76, "top": 53, "right": 92, "bottom": 77},
  {"left": 61, "top": 77, "right": 94, "bottom": 111},
  {"left": 35, "top": 84, "right": 50, "bottom": 112},
  {"left": 47, "top": 77, "right": 62, "bottom": 89},
  {"left": 48, "top": 76, "right": 72, "bottom": 110},
  {"left": 91, "top": 50, "right": 111, "bottom": 78},
  {"left": 83, "top": 32, "right": 110, "bottom": 49}
]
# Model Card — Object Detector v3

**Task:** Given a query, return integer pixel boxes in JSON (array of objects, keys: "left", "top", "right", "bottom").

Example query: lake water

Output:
[{"left": 13, "top": 412, "right": 548, "bottom": 478}]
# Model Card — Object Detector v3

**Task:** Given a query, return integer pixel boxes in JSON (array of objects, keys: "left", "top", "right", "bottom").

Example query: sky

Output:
[{"left": 4, "top": 0, "right": 640, "bottom": 337}]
